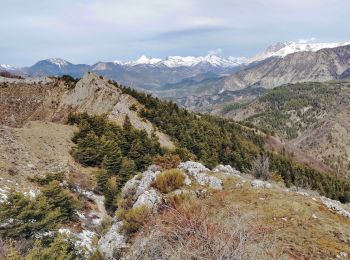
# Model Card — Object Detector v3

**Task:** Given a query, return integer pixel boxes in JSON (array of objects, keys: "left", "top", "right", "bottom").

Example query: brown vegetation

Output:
[{"left": 152, "top": 169, "right": 185, "bottom": 193}]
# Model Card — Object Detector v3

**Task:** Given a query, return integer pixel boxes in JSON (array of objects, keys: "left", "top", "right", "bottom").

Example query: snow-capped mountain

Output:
[
  {"left": 114, "top": 55, "right": 249, "bottom": 68},
  {"left": 0, "top": 64, "right": 15, "bottom": 71},
  {"left": 25, "top": 58, "right": 90, "bottom": 77},
  {"left": 47, "top": 58, "right": 70, "bottom": 68},
  {"left": 249, "top": 41, "right": 350, "bottom": 63},
  {"left": 110, "top": 40, "right": 350, "bottom": 68}
]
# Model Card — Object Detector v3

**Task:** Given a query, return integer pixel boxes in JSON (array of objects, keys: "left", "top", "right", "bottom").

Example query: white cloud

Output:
[
  {"left": 207, "top": 48, "right": 222, "bottom": 56},
  {"left": 298, "top": 37, "right": 316, "bottom": 44}
]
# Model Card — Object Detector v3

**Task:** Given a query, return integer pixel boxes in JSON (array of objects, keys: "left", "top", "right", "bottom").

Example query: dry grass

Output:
[
  {"left": 127, "top": 176, "right": 350, "bottom": 259},
  {"left": 221, "top": 179, "right": 350, "bottom": 258}
]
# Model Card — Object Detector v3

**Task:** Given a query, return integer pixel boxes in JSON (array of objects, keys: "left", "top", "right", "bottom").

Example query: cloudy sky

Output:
[{"left": 1, "top": 0, "right": 349, "bottom": 66}]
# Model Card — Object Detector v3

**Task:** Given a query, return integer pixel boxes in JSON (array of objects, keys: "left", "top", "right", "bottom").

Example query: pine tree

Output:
[
  {"left": 41, "top": 181, "right": 77, "bottom": 221},
  {"left": 74, "top": 132, "right": 102, "bottom": 166},
  {"left": 120, "top": 115, "right": 135, "bottom": 153},
  {"left": 101, "top": 139, "right": 123, "bottom": 174},
  {"left": 104, "top": 177, "right": 119, "bottom": 212},
  {"left": 26, "top": 235, "right": 78, "bottom": 260},
  {"left": 96, "top": 169, "right": 109, "bottom": 193},
  {"left": 119, "top": 158, "right": 136, "bottom": 186},
  {"left": 128, "top": 139, "right": 151, "bottom": 170}
]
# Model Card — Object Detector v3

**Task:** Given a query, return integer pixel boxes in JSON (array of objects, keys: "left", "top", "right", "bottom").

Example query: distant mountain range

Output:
[{"left": 2, "top": 40, "right": 350, "bottom": 105}]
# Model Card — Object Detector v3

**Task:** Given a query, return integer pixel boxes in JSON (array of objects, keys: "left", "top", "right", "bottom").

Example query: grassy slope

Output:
[{"left": 128, "top": 174, "right": 350, "bottom": 259}]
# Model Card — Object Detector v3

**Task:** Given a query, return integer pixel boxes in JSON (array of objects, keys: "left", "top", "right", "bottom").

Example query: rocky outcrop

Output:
[
  {"left": 179, "top": 161, "right": 223, "bottom": 189},
  {"left": 0, "top": 73, "right": 174, "bottom": 149},
  {"left": 97, "top": 222, "right": 127, "bottom": 260},
  {"left": 320, "top": 197, "right": 350, "bottom": 219},
  {"left": 133, "top": 188, "right": 162, "bottom": 211}
]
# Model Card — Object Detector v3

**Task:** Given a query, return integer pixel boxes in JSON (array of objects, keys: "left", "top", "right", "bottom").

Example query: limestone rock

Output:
[
  {"left": 98, "top": 222, "right": 128, "bottom": 260},
  {"left": 121, "top": 169, "right": 161, "bottom": 198},
  {"left": 178, "top": 161, "right": 209, "bottom": 175},
  {"left": 135, "top": 170, "right": 161, "bottom": 197},
  {"left": 320, "top": 197, "right": 350, "bottom": 219},
  {"left": 251, "top": 179, "right": 272, "bottom": 189},
  {"left": 213, "top": 164, "right": 241, "bottom": 176},
  {"left": 179, "top": 161, "right": 222, "bottom": 189},
  {"left": 133, "top": 188, "right": 162, "bottom": 211}
]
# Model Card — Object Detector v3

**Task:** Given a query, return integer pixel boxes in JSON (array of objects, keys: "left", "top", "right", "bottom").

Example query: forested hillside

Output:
[
  {"left": 226, "top": 80, "right": 350, "bottom": 178},
  {"left": 118, "top": 84, "right": 350, "bottom": 202}
]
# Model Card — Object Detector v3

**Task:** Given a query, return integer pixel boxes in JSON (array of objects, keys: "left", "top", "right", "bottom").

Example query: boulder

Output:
[
  {"left": 251, "top": 179, "right": 272, "bottom": 189},
  {"left": 213, "top": 164, "right": 241, "bottom": 176},
  {"left": 178, "top": 161, "right": 209, "bottom": 175},
  {"left": 133, "top": 188, "right": 162, "bottom": 211},
  {"left": 121, "top": 175, "right": 140, "bottom": 197}
]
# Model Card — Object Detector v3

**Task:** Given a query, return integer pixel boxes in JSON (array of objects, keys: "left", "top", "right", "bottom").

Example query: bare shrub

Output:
[
  {"left": 247, "top": 155, "right": 271, "bottom": 180},
  {"left": 152, "top": 169, "right": 185, "bottom": 193},
  {"left": 126, "top": 202, "right": 273, "bottom": 260},
  {"left": 153, "top": 153, "right": 181, "bottom": 170}
]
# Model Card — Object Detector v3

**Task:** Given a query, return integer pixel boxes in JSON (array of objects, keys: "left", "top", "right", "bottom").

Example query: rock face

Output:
[
  {"left": 122, "top": 168, "right": 161, "bottom": 198},
  {"left": 121, "top": 167, "right": 163, "bottom": 212},
  {"left": 98, "top": 222, "right": 127, "bottom": 260}
]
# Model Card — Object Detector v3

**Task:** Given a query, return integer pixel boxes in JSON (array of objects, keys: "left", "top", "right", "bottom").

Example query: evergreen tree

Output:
[
  {"left": 74, "top": 132, "right": 102, "bottom": 166},
  {"left": 119, "top": 158, "right": 136, "bottom": 186},
  {"left": 101, "top": 139, "right": 123, "bottom": 174},
  {"left": 26, "top": 235, "right": 78, "bottom": 260},
  {"left": 41, "top": 181, "right": 77, "bottom": 221},
  {"left": 120, "top": 115, "right": 135, "bottom": 153},
  {"left": 96, "top": 169, "right": 109, "bottom": 194},
  {"left": 128, "top": 139, "right": 151, "bottom": 170},
  {"left": 104, "top": 177, "right": 119, "bottom": 212},
  {"left": 0, "top": 192, "right": 62, "bottom": 238}
]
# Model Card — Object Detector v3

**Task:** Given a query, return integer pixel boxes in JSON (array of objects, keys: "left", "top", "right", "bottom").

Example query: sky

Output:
[{"left": 1, "top": 0, "right": 349, "bottom": 66}]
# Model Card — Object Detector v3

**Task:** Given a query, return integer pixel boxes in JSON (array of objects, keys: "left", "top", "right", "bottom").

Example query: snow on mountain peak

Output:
[
  {"left": 125, "top": 55, "right": 244, "bottom": 68},
  {"left": 251, "top": 41, "right": 350, "bottom": 62},
  {"left": 107, "top": 40, "right": 350, "bottom": 69},
  {"left": 0, "top": 64, "right": 15, "bottom": 70},
  {"left": 48, "top": 58, "right": 69, "bottom": 68},
  {"left": 130, "top": 55, "right": 162, "bottom": 66}
]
